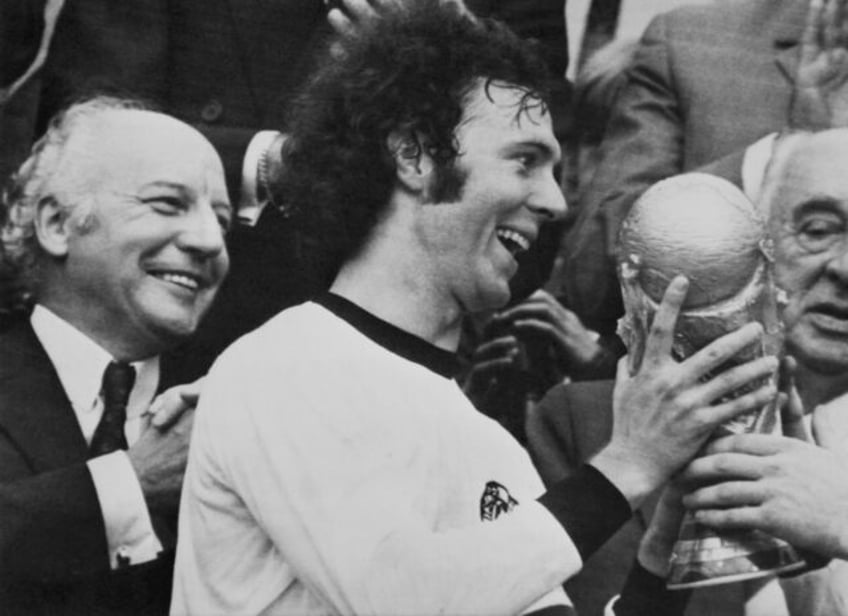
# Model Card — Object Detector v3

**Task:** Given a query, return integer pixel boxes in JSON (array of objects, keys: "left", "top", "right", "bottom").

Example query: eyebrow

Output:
[
  {"left": 138, "top": 181, "right": 191, "bottom": 194},
  {"left": 795, "top": 196, "right": 843, "bottom": 215}
]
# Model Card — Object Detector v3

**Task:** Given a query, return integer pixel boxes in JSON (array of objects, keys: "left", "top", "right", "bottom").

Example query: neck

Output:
[
  {"left": 37, "top": 292, "right": 158, "bottom": 362},
  {"left": 795, "top": 363, "right": 848, "bottom": 410},
  {"left": 330, "top": 234, "right": 464, "bottom": 352}
]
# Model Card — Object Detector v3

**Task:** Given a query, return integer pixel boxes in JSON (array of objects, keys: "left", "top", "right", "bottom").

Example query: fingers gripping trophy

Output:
[{"left": 617, "top": 173, "right": 805, "bottom": 588}]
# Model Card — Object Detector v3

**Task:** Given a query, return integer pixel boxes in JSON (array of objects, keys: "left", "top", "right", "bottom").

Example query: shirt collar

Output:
[
  {"left": 30, "top": 305, "right": 159, "bottom": 419},
  {"left": 315, "top": 293, "right": 460, "bottom": 379}
]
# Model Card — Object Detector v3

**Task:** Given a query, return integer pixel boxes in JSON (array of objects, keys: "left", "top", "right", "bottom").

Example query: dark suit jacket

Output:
[
  {"left": 0, "top": 321, "right": 174, "bottom": 615},
  {"left": 558, "top": 0, "right": 808, "bottom": 336},
  {"left": 529, "top": 380, "right": 748, "bottom": 616}
]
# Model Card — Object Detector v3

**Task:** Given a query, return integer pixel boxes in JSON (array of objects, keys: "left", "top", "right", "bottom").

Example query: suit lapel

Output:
[{"left": 0, "top": 321, "right": 89, "bottom": 472}]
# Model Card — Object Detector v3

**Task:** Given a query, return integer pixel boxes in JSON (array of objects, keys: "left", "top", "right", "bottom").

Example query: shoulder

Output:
[
  {"left": 0, "top": 320, "right": 50, "bottom": 385},
  {"left": 641, "top": 0, "right": 773, "bottom": 45},
  {"left": 199, "top": 301, "right": 415, "bottom": 424},
  {"left": 654, "top": 0, "right": 764, "bottom": 28},
  {"left": 211, "top": 302, "right": 338, "bottom": 369}
]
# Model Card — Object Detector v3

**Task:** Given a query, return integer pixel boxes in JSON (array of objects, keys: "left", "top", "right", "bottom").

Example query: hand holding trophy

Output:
[{"left": 617, "top": 173, "right": 806, "bottom": 588}]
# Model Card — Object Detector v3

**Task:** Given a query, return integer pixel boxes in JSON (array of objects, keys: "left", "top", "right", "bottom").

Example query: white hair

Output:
[{"left": 1, "top": 96, "right": 150, "bottom": 301}]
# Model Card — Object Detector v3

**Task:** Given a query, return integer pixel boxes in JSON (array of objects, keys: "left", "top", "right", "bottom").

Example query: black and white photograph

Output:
[{"left": 1, "top": 1, "right": 847, "bottom": 614}]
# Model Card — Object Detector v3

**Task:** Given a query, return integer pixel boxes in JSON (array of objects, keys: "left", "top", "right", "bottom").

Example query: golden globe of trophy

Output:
[{"left": 617, "top": 173, "right": 805, "bottom": 588}]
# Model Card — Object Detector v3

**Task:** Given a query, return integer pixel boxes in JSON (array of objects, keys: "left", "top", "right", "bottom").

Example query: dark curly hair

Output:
[{"left": 278, "top": 0, "right": 554, "bottom": 288}]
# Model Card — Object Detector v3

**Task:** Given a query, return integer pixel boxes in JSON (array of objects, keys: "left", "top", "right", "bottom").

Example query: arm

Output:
[
  {"left": 607, "top": 485, "right": 692, "bottom": 616},
  {"left": 190, "top": 278, "right": 775, "bottom": 615},
  {"left": 0, "top": 379, "right": 199, "bottom": 582},
  {"left": 197, "top": 365, "right": 583, "bottom": 615},
  {"left": 0, "top": 460, "right": 110, "bottom": 582}
]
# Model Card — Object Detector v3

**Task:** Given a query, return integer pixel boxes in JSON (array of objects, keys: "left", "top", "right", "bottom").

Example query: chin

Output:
[
  {"left": 476, "top": 285, "right": 512, "bottom": 312},
  {"left": 143, "top": 307, "right": 206, "bottom": 346}
]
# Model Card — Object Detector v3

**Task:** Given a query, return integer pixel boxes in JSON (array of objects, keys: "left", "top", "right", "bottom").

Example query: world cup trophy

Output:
[{"left": 616, "top": 173, "right": 805, "bottom": 588}]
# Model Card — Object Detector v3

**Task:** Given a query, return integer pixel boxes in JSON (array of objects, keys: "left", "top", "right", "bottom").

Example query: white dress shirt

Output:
[{"left": 30, "top": 304, "right": 163, "bottom": 568}]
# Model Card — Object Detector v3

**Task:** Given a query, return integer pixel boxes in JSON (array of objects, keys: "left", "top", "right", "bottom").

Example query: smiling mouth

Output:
[
  {"left": 806, "top": 303, "right": 848, "bottom": 333},
  {"left": 496, "top": 228, "right": 531, "bottom": 257},
  {"left": 149, "top": 270, "right": 204, "bottom": 292},
  {"left": 810, "top": 303, "right": 848, "bottom": 320}
]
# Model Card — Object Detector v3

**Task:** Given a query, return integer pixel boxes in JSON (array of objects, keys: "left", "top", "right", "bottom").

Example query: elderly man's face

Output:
[
  {"left": 59, "top": 110, "right": 231, "bottom": 357},
  {"left": 771, "top": 132, "right": 848, "bottom": 374}
]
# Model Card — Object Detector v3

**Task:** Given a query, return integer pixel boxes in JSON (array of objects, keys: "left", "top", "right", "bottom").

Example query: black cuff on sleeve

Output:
[
  {"left": 613, "top": 561, "right": 691, "bottom": 616},
  {"left": 537, "top": 464, "right": 631, "bottom": 561}
]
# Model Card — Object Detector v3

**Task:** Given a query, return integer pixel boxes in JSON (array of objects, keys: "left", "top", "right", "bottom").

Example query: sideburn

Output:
[{"left": 429, "top": 161, "right": 468, "bottom": 203}]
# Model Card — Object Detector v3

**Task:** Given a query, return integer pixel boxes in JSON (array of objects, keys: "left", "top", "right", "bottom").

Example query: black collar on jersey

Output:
[{"left": 315, "top": 293, "right": 460, "bottom": 379}]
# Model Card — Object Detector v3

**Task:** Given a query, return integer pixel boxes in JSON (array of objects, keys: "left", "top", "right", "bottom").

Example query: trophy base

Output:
[{"left": 667, "top": 522, "right": 805, "bottom": 590}]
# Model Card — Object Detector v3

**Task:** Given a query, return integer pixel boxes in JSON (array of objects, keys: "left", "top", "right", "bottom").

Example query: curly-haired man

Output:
[{"left": 172, "top": 4, "right": 777, "bottom": 614}]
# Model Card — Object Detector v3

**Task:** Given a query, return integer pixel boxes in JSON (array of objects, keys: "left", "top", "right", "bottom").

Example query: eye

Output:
[
  {"left": 516, "top": 152, "right": 537, "bottom": 168},
  {"left": 513, "top": 152, "right": 540, "bottom": 176},
  {"left": 797, "top": 213, "right": 845, "bottom": 253},
  {"left": 147, "top": 195, "right": 186, "bottom": 214}
]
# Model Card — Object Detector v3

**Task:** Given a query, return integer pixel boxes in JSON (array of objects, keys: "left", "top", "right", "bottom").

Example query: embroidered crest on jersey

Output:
[{"left": 480, "top": 481, "right": 518, "bottom": 521}]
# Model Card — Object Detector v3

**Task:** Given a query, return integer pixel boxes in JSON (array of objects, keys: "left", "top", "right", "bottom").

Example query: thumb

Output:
[
  {"left": 781, "top": 388, "right": 811, "bottom": 442},
  {"left": 779, "top": 356, "right": 810, "bottom": 442}
]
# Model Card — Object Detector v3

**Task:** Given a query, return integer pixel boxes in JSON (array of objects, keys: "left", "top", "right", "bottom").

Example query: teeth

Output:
[
  {"left": 157, "top": 272, "right": 200, "bottom": 290},
  {"left": 496, "top": 228, "right": 531, "bottom": 254}
]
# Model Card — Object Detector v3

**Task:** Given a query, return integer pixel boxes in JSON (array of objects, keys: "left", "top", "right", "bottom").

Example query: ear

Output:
[
  {"left": 34, "top": 196, "right": 72, "bottom": 258},
  {"left": 388, "top": 131, "right": 434, "bottom": 194}
]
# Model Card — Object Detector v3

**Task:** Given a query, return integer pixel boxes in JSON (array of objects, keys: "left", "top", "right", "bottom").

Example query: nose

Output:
[
  {"left": 526, "top": 175, "right": 568, "bottom": 221},
  {"left": 177, "top": 202, "right": 227, "bottom": 261}
]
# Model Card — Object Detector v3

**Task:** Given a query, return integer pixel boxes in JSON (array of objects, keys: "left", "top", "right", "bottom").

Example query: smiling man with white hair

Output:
[{"left": 0, "top": 96, "right": 231, "bottom": 615}]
